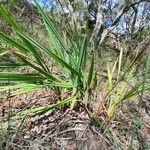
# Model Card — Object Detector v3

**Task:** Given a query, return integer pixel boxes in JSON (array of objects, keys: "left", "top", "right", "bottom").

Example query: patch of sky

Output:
[{"left": 28, "top": 0, "right": 53, "bottom": 10}]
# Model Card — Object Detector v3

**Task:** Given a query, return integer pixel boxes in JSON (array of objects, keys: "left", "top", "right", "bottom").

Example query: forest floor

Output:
[
  {"left": 0, "top": 45, "right": 150, "bottom": 150},
  {"left": 0, "top": 86, "right": 150, "bottom": 150}
]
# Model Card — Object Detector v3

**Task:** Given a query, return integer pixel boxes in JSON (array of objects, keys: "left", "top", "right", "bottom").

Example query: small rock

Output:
[{"left": 24, "top": 134, "right": 31, "bottom": 139}]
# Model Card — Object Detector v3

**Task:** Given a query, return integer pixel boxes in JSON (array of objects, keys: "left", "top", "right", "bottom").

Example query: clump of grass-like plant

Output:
[
  {"left": 96, "top": 41, "right": 150, "bottom": 118},
  {"left": 0, "top": 1, "right": 96, "bottom": 116}
]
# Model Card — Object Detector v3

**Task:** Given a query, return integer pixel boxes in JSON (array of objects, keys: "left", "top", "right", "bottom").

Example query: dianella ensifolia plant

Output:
[{"left": 0, "top": 1, "right": 96, "bottom": 114}]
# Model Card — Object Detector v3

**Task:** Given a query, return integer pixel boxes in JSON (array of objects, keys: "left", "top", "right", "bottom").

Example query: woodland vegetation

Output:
[{"left": 0, "top": 0, "right": 150, "bottom": 149}]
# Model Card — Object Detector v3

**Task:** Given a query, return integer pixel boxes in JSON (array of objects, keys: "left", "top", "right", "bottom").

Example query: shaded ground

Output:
[{"left": 0, "top": 87, "right": 150, "bottom": 150}]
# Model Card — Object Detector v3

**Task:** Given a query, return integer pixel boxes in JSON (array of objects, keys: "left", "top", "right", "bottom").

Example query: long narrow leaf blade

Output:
[
  {"left": 0, "top": 72, "right": 46, "bottom": 83},
  {"left": 16, "top": 30, "right": 81, "bottom": 77}
]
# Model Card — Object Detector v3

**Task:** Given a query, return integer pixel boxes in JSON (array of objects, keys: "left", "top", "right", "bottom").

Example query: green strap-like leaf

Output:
[
  {"left": 0, "top": 83, "right": 41, "bottom": 92},
  {"left": 20, "top": 96, "right": 77, "bottom": 115},
  {"left": 0, "top": 72, "right": 46, "bottom": 83},
  {"left": 21, "top": 37, "right": 50, "bottom": 73},
  {"left": 34, "top": 0, "right": 69, "bottom": 54},
  {"left": 0, "top": 83, "right": 42, "bottom": 98},
  {"left": 77, "top": 36, "right": 88, "bottom": 72},
  {"left": 0, "top": 31, "right": 29, "bottom": 53},
  {"left": 0, "top": 5, "right": 20, "bottom": 29},
  {"left": 0, "top": 63, "right": 27, "bottom": 68},
  {"left": 16, "top": 30, "right": 81, "bottom": 77},
  {"left": 12, "top": 52, "right": 59, "bottom": 81}
]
